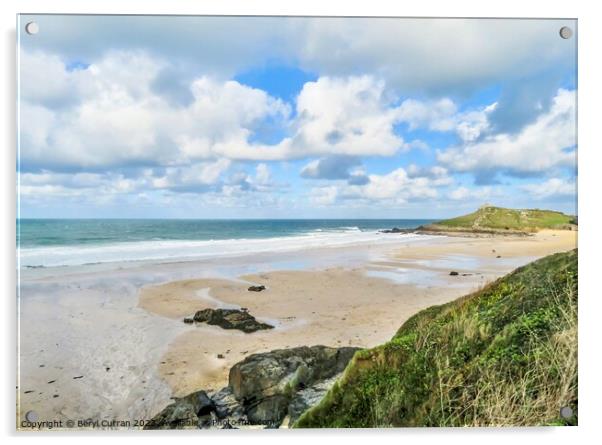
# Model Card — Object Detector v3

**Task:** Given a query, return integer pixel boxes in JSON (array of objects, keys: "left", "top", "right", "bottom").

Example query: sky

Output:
[{"left": 17, "top": 15, "right": 577, "bottom": 219}]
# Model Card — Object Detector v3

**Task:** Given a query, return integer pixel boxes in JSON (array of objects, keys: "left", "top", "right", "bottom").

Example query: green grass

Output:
[
  {"left": 427, "top": 206, "right": 576, "bottom": 233},
  {"left": 294, "top": 249, "right": 578, "bottom": 427}
]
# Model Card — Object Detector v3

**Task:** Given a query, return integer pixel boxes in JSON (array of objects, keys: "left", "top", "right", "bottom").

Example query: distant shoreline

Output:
[{"left": 17, "top": 220, "right": 437, "bottom": 268}]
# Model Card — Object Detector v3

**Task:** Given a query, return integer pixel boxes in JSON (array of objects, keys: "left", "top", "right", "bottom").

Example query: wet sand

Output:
[{"left": 18, "top": 233, "right": 419, "bottom": 427}]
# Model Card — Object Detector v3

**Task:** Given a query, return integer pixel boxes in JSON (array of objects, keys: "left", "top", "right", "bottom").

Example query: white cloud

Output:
[
  {"left": 22, "top": 17, "right": 575, "bottom": 97},
  {"left": 289, "top": 76, "right": 406, "bottom": 157},
  {"left": 20, "top": 50, "right": 292, "bottom": 169},
  {"left": 437, "top": 89, "right": 576, "bottom": 174},
  {"left": 298, "top": 19, "right": 574, "bottom": 95},
  {"left": 225, "top": 164, "right": 281, "bottom": 194},
  {"left": 397, "top": 98, "right": 458, "bottom": 131},
  {"left": 21, "top": 51, "right": 170, "bottom": 168},
  {"left": 309, "top": 165, "right": 453, "bottom": 206},
  {"left": 175, "top": 78, "right": 291, "bottom": 160},
  {"left": 300, "top": 156, "right": 362, "bottom": 180},
  {"left": 360, "top": 169, "right": 437, "bottom": 201},
  {"left": 20, "top": 157, "right": 234, "bottom": 198},
  {"left": 455, "top": 104, "right": 498, "bottom": 143},
  {"left": 255, "top": 164, "right": 271, "bottom": 185},
  {"left": 21, "top": 52, "right": 429, "bottom": 168},
  {"left": 20, "top": 48, "right": 571, "bottom": 177},
  {"left": 310, "top": 186, "right": 339, "bottom": 206},
  {"left": 448, "top": 187, "right": 470, "bottom": 201},
  {"left": 406, "top": 164, "right": 453, "bottom": 186},
  {"left": 397, "top": 98, "right": 496, "bottom": 142},
  {"left": 232, "top": 75, "right": 418, "bottom": 161},
  {"left": 17, "top": 17, "right": 578, "bottom": 217},
  {"left": 20, "top": 51, "right": 88, "bottom": 108},
  {"left": 521, "top": 178, "right": 576, "bottom": 199},
  {"left": 153, "top": 159, "right": 232, "bottom": 191},
  {"left": 19, "top": 161, "right": 287, "bottom": 216},
  {"left": 20, "top": 170, "right": 147, "bottom": 200},
  {"left": 448, "top": 186, "right": 498, "bottom": 201}
]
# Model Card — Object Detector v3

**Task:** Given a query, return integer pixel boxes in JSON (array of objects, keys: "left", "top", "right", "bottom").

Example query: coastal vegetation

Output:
[
  {"left": 420, "top": 206, "right": 576, "bottom": 234},
  {"left": 295, "top": 249, "right": 578, "bottom": 427}
]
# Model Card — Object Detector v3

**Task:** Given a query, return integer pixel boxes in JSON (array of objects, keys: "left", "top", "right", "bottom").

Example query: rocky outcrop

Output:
[
  {"left": 416, "top": 225, "right": 531, "bottom": 237},
  {"left": 286, "top": 374, "right": 340, "bottom": 424},
  {"left": 144, "top": 390, "right": 216, "bottom": 429},
  {"left": 146, "top": 345, "right": 360, "bottom": 429},
  {"left": 190, "top": 308, "right": 274, "bottom": 333},
  {"left": 229, "top": 345, "right": 359, "bottom": 425},
  {"left": 380, "top": 227, "right": 412, "bottom": 234}
]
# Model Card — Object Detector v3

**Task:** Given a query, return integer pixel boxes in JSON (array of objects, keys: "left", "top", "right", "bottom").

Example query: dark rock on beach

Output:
[
  {"left": 211, "top": 386, "right": 245, "bottom": 420},
  {"left": 144, "top": 390, "right": 215, "bottom": 430},
  {"left": 287, "top": 375, "right": 340, "bottom": 424},
  {"left": 230, "top": 345, "right": 359, "bottom": 426},
  {"left": 380, "top": 227, "right": 412, "bottom": 234},
  {"left": 191, "top": 308, "right": 274, "bottom": 333},
  {"left": 146, "top": 345, "right": 360, "bottom": 429},
  {"left": 449, "top": 271, "right": 459, "bottom": 276},
  {"left": 248, "top": 285, "right": 266, "bottom": 292}
]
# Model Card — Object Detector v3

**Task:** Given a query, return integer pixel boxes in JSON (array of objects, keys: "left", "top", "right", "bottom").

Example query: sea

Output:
[{"left": 17, "top": 219, "right": 436, "bottom": 268}]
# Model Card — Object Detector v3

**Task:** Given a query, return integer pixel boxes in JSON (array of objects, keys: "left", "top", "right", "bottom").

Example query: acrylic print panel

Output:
[{"left": 16, "top": 15, "right": 577, "bottom": 430}]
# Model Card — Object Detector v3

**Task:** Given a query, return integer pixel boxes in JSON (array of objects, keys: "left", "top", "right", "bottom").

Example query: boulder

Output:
[
  {"left": 144, "top": 390, "right": 215, "bottom": 430},
  {"left": 449, "top": 271, "right": 459, "bottom": 276},
  {"left": 192, "top": 308, "right": 274, "bottom": 333},
  {"left": 147, "top": 345, "right": 359, "bottom": 429},
  {"left": 287, "top": 375, "right": 339, "bottom": 424},
  {"left": 228, "top": 345, "right": 359, "bottom": 426},
  {"left": 248, "top": 285, "right": 266, "bottom": 292},
  {"left": 211, "top": 386, "right": 245, "bottom": 420}
]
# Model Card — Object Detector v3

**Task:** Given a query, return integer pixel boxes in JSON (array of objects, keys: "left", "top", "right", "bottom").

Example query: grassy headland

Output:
[
  {"left": 295, "top": 249, "right": 578, "bottom": 427},
  {"left": 419, "top": 206, "right": 576, "bottom": 235}
]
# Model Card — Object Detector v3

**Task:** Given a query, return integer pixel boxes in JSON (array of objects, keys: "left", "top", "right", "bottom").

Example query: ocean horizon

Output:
[{"left": 17, "top": 218, "right": 437, "bottom": 268}]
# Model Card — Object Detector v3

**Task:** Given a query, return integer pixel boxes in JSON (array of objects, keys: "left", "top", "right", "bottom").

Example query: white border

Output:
[{"left": 2, "top": 1, "right": 600, "bottom": 444}]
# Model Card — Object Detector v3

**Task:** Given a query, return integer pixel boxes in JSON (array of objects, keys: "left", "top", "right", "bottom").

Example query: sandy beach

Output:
[
  {"left": 17, "top": 229, "right": 576, "bottom": 428},
  {"left": 139, "top": 230, "right": 576, "bottom": 398}
]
